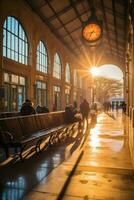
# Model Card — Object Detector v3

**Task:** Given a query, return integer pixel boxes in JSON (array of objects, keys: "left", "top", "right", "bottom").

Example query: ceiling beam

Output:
[
  {"left": 112, "top": 0, "right": 119, "bottom": 55},
  {"left": 48, "top": 4, "right": 73, "bottom": 21},
  {"left": 26, "top": 0, "right": 77, "bottom": 55},
  {"left": 100, "top": 0, "right": 113, "bottom": 57},
  {"left": 48, "top": 0, "right": 87, "bottom": 21},
  {"left": 45, "top": 0, "right": 84, "bottom": 55},
  {"left": 56, "top": 9, "right": 89, "bottom": 30}
]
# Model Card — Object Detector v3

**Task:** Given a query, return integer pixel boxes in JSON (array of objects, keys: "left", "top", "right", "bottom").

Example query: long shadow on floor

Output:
[{"left": 0, "top": 136, "right": 80, "bottom": 200}]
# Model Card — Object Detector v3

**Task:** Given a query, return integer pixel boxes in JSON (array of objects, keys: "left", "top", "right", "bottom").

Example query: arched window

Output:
[
  {"left": 53, "top": 53, "right": 61, "bottom": 79},
  {"left": 3, "top": 16, "right": 28, "bottom": 65},
  {"left": 65, "top": 63, "right": 71, "bottom": 83},
  {"left": 36, "top": 41, "right": 48, "bottom": 73}
]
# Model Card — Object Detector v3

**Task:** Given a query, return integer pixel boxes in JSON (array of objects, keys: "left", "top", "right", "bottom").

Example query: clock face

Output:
[{"left": 82, "top": 23, "right": 102, "bottom": 42}]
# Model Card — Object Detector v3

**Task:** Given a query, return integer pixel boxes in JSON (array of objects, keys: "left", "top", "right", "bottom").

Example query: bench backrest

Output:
[
  {"left": 0, "top": 111, "right": 66, "bottom": 140},
  {"left": 0, "top": 112, "right": 20, "bottom": 118}
]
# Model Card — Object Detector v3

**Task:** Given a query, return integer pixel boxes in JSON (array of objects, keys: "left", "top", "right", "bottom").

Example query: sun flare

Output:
[{"left": 90, "top": 67, "right": 99, "bottom": 76}]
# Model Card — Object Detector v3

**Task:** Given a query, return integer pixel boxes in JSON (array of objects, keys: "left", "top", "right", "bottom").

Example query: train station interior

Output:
[{"left": 0, "top": 0, "right": 134, "bottom": 199}]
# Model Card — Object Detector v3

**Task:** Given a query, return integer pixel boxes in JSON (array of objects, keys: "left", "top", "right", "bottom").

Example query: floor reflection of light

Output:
[
  {"left": 6, "top": 176, "right": 25, "bottom": 189},
  {"left": 4, "top": 188, "right": 24, "bottom": 200},
  {"left": 52, "top": 153, "right": 61, "bottom": 167},
  {"left": 89, "top": 127, "right": 101, "bottom": 148},
  {"left": 5, "top": 177, "right": 26, "bottom": 200},
  {"left": 36, "top": 168, "right": 47, "bottom": 181},
  {"left": 109, "top": 140, "right": 124, "bottom": 152}
]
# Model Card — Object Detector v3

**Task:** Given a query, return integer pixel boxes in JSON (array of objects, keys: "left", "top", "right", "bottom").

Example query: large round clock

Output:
[{"left": 82, "top": 23, "right": 102, "bottom": 42}]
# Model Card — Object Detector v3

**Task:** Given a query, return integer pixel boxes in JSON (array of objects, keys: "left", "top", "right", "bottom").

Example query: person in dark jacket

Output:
[
  {"left": 65, "top": 104, "right": 82, "bottom": 128},
  {"left": 80, "top": 99, "right": 90, "bottom": 126},
  {"left": 20, "top": 99, "right": 35, "bottom": 116},
  {"left": 65, "top": 104, "right": 77, "bottom": 124}
]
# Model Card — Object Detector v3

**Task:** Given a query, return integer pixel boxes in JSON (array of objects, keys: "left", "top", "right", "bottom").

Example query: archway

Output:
[
  {"left": 97, "top": 64, "right": 123, "bottom": 81},
  {"left": 91, "top": 64, "right": 124, "bottom": 109}
]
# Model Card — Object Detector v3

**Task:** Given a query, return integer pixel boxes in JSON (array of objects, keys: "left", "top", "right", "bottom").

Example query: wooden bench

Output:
[
  {"left": 0, "top": 111, "right": 78, "bottom": 161},
  {"left": 0, "top": 111, "right": 20, "bottom": 118}
]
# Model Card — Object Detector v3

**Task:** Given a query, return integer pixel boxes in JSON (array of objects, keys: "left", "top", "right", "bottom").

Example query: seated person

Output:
[
  {"left": 65, "top": 104, "right": 82, "bottom": 128},
  {"left": 20, "top": 99, "right": 35, "bottom": 116},
  {"left": 36, "top": 105, "right": 49, "bottom": 113}
]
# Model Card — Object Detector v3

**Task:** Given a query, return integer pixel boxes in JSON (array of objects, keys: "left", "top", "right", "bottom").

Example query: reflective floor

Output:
[
  {"left": 0, "top": 126, "right": 86, "bottom": 200},
  {"left": 0, "top": 111, "right": 134, "bottom": 200},
  {"left": 64, "top": 111, "right": 134, "bottom": 200}
]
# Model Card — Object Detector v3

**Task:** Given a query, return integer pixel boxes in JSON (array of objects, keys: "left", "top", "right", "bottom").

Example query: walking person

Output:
[{"left": 80, "top": 99, "right": 90, "bottom": 127}]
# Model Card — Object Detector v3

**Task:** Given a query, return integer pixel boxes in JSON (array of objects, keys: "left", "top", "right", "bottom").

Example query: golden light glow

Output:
[
  {"left": 89, "top": 127, "right": 101, "bottom": 148},
  {"left": 82, "top": 23, "right": 102, "bottom": 42},
  {"left": 90, "top": 66, "right": 99, "bottom": 76}
]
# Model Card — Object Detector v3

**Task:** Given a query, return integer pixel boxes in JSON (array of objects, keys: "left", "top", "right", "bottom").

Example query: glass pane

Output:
[
  {"left": 15, "top": 52, "right": 18, "bottom": 62},
  {"left": 14, "top": 19, "right": 18, "bottom": 35},
  {"left": 11, "top": 74, "right": 18, "bottom": 83},
  {"left": 15, "top": 36, "right": 18, "bottom": 52},
  {"left": 42, "top": 83, "right": 46, "bottom": 89},
  {"left": 36, "top": 41, "right": 48, "bottom": 73},
  {"left": 3, "top": 46, "right": 6, "bottom": 57},
  {"left": 7, "top": 16, "right": 11, "bottom": 30},
  {"left": 7, "top": 48, "right": 10, "bottom": 58},
  {"left": 3, "top": 29, "right": 6, "bottom": 47},
  {"left": 11, "top": 34, "right": 15, "bottom": 51},
  {"left": 7, "top": 32, "right": 11, "bottom": 49},
  {"left": 4, "top": 73, "right": 10, "bottom": 82},
  {"left": 11, "top": 50, "right": 15, "bottom": 60},
  {"left": 36, "top": 81, "right": 41, "bottom": 89},
  {"left": 19, "top": 76, "right": 25, "bottom": 85},
  {"left": 11, "top": 17, "right": 15, "bottom": 34}
]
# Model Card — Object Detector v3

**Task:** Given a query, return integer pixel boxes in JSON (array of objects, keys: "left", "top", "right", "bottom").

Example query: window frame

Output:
[
  {"left": 65, "top": 63, "right": 71, "bottom": 83},
  {"left": 3, "top": 16, "right": 28, "bottom": 65},
  {"left": 53, "top": 52, "right": 62, "bottom": 79},
  {"left": 36, "top": 41, "right": 48, "bottom": 74}
]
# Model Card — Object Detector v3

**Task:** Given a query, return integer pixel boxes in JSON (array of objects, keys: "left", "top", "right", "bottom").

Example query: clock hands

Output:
[{"left": 89, "top": 30, "right": 95, "bottom": 38}]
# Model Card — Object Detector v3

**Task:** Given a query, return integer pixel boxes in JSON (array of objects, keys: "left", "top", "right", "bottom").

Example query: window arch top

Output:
[
  {"left": 65, "top": 63, "right": 71, "bottom": 83},
  {"left": 53, "top": 52, "right": 62, "bottom": 79},
  {"left": 36, "top": 41, "right": 48, "bottom": 73},
  {"left": 3, "top": 16, "right": 28, "bottom": 65}
]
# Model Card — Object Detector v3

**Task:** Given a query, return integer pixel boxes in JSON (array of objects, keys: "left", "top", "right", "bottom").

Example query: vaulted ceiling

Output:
[{"left": 26, "top": 0, "right": 128, "bottom": 69}]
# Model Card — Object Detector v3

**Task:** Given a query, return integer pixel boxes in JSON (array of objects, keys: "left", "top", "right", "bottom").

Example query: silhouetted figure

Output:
[
  {"left": 20, "top": 99, "right": 35, "bottom": 116},
  {"left": 90, "top": 106, "right": 97, "bottom": 125},
  {"left": 73, "top": 101, "right": 78, "bottom": 110},
  {"left": 80, "top": 99, "right": 90, "bottom": 126},
  {"left": 116, "top": 101, "right": 119, "bottom": 111},
  {"left": 111, "top": 102, "right": 115, "bottom": 111},
  {"left": 122, "top": 101, "right": 126, "bottom": 114}
]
